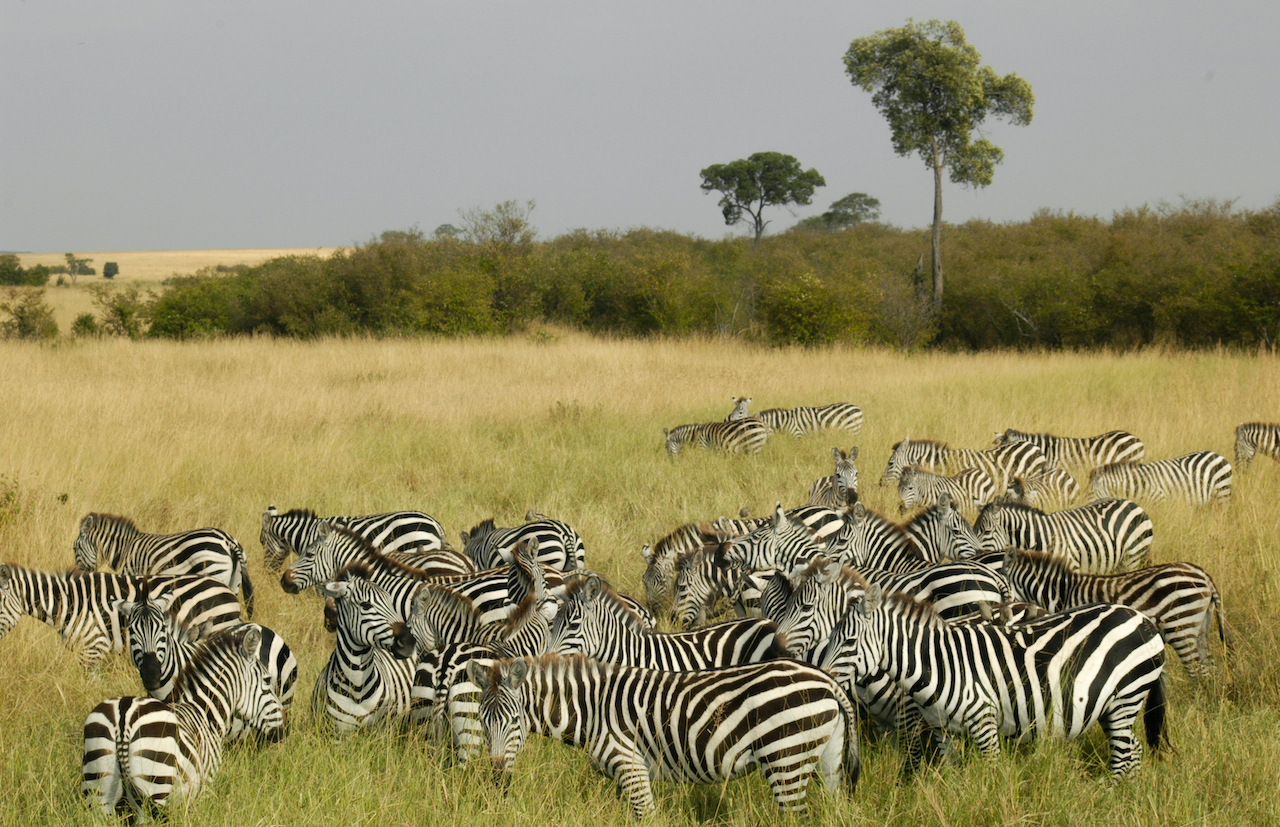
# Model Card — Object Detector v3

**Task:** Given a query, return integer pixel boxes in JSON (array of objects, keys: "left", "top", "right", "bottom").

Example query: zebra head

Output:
[
  {"left": 407, "top": 583, "right": 480, "bottom": 652},
  {"left": 320, "top": 573, "right": 416, "bottom": 659},
  {"left": 461, "top": 519, "right": 499, "bottom": 568},
  {"left": 280, "top": 519, "right": 341, "bottom": 594},
  {"left": 1085, "top": 465, "right": 1116, "bottom": 502},
  {"left": 0, "top": 565, "right": 23, "bottom": 641},
  {"left": 773, "top": 556, "right": 848, "bottom": 656},
  {"left": 73, "top": 514, "right": 102, "bottom": 571},
  {"left": 929, "top": 495, "right": 981, "bottom": 561},
  {"left": 468, "top": 656, "right": 531, "bottom": 787},
  {"left": 721, "top": 503, "right": 791, "bottom": 572},
  {"left": 881, "top": 438, "right": 912, "bottom": 486},
  {"left": 259, "top": 505, "right": 290, "bottom": 572},
  {"left": 671, "top": 545, "right": 720, "bottom": 628},
  {"left": 973, "top": 502, "right": 1011, "bottom": 553},
  {"left": 663, "top": 427, "right": 681, "bottom": 456},
  {"left": 117, "top": 581, "right": 180, "bottom": 697},
  {"left": 896, "top": 466, "right": 921, "bottom": 513},
  {"left": 834, "top": 446, "right": 860, "bottom": 502},
  {"left": 207, "top": 623, "right": 287, "bottom": 742},
  {"left": 546, "top": 575, "right": 607, "bottom": 656},
  {"left": 727, "top": 396, "right": 751, "bottom": 421},
  {"left": 845, "top": 584, "right": 888, "bottom": 677},
  {"left": 640, "top": 542, "right": 676, "bottom": 616}
]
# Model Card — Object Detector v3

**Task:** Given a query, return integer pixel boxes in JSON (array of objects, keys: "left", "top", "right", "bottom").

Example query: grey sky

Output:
[{"left": 3, "top": 1, "right": 1277, "bottom": 252}]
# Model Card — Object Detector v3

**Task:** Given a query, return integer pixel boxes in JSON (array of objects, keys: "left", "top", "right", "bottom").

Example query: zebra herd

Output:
[{"left": 0, "top": 417, "right": 1275, "bottom": 819}]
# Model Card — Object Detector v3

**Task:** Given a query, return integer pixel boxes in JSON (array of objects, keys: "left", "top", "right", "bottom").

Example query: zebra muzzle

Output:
[
  {"left": 389, "top": 623, "right": 416, "bottom": 659},
  {"left": 280, "top": 570, "right": 300, "bottom": 594},
  {"left": 139, "top": 653, "right": 162, "bottom": 691}
]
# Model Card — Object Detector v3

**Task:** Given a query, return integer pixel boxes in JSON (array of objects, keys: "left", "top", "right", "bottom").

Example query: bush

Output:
[
  {"left": 103, "top": 262, "right": 119, "bottom": 279},
  {"left": 71, "top": 313, "right": 101, "bottom": 338},
  {"left": 0, "top": 256, "right": 50, "bottom": 287},
  {"left": 87, "top": 284, "right": 146, "bottom": 338},
  {"left": 0, "top": 289, "right": 59, "bottom": 339}
]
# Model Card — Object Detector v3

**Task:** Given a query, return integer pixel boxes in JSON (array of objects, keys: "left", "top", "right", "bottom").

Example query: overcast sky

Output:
[{"left": 3, "top": 1, "right": 1277, "bottom": 252}]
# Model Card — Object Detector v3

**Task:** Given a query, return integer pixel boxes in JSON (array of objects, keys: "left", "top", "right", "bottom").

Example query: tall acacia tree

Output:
[
  {"left": 845, "top": 19, "right": 1033, "bottom": 311},
  {"left": 700, "top": 152, "right": 825, "bottom": 243}
]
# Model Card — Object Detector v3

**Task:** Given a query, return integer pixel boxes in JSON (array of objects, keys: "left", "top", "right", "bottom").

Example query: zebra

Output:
[
  {"left": 728, "top": 399, "right": 864, "bottom": 437},
  {"left": 81, "top": 624, "right": 286, "bottom": 817},
  {"left": 1002, "top": 549, "right": 1230, "bottom": 677},
  {"left": 671, "top": 542, "right": 775, "bottom": 628},
  {"left": 548, "top": 574, "right": 790, "bottom": 669},
  {"left": 1002, "top": 469, "right": 1081, "bottom": 510},
  {"left": 75, "top": 513, "right": 254, "bottom": 618},
  {"left": 835, "top": 501, "right": 989, "bottom": 574},
  {"left": 640, "top": 521, "right": 726, "bottom": 614},
  {"left": 1235, "top": 422, "right": 1280, "bottom": 467},
  {"left": 900, "top": 495, "right": 984, "bottom": 563},
  {"left": 1088, "top": 451, "right": 1234, "bottom": 505},
  {"left": 897, "top": 466, "right": 994, "bottom": 513},
  {"left": 313, "top": 565, "right": 418, "bottom": 733},
  {"left": 807, "top": 446, "right": 860, "bottom": 508},
  {"left": 459, "top": 515, "right": 585, "bottom": 572},
  {"left": 718, "top": 502, "right": 849, "bottom": 575},
  {"left": 843, "top": 585, "right": 1167, "bottom": 779},
  {"left": 993, "top": 428, "right": 1146, "bottom": 470},
  {"left": 663, "top": 417, "right": 771, "bottom": 456},
  {"left": 974, "top": 499, "right": 1154, "bottom": 574},
  {"left": 116, "top": 579, "right": 297, "bottom": 733},
  {"left": 468, "top": 654, "right": 859, "bottom": 817},
  {"left": 881, "top": 438, "right": 1048, "bottom": 489},
  {"left": 0, "top": 565, "right": 240, "bottom": 668},
  {"left": 260, "top": 505, "right": 461, "bottom": 573}
]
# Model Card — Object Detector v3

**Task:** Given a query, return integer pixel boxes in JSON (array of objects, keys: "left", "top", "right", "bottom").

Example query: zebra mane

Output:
[
  {"left": 892, "top": 438, "right": 948, "bottom": 451},
  {"left": 280, "top": 508, "right": 319, "bottom": 519},
  {"left": 170, "top": 624, "right": 253, "bottom": 701},
  {"left": 1008, "top": 547, "right": 1070, "bottom": 572},
  {"left": 653, "top": 522, "right": 722, "bottom": 558},
  {"left": 881, "top": 590, "right": 943, "bottom": 628},
  {"left": 504, "top": 592, "right": 540, "bottom": 632},
  {"left": 977, "top": 501, "right": 1045, "bottom": 520},
  {"left": 674, "top": 541, "right": 721, "bottom": 573},
  {"left": 564, "top": 576, "right": 647, "bottom": 632},
  {"left": 467, "top": 518, "right": 497, "bottom": 538},
  {"left": 793, "top": 555, "right": 867, "bottom": 590},
  {"left": 86, "top": 512, "right": 140, "bottom": 531},
  {"left": 420, "top": 582, "right": 481, "bottom": 630},
  {"left": 329, "top": 526, "right": 437, "bottom": 580},
  {"left": 333, "top": 559, "right": 375, "bottom": 582}
]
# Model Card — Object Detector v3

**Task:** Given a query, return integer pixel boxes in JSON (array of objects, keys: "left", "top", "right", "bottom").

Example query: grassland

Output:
[
  {"left": 0, "top": 333, "right": 1277, "bottom": 826},
  {"left": 12, "top": 249, "right": 337, "bottom": 329}
]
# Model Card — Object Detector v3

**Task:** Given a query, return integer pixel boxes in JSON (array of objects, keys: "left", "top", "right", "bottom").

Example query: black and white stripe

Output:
[
  {"left": 844, "top": 587, "right": 1167, "bottom": 779},
  {"left": 259, "top": 506, "right": 458, "bottom": 573},
  {"left": 81, "top": 624, "right": 286, "bottom": 816},
  {"left": 460, "top": 516, "right": 585, "bottom": 572},
  {"left": 641, "top": 521, "right": 725, "bottom": 615},
  {"left": 994, "top": 428, "right": 1146, "bottom": 470},
  {"left": 807, "top": 446, "right": 860, "bottom": 508},
  {"left": 664, "top": 417, "right": 771, "bottom": 455},
  {"left": 1088, "top": 451, "right": 1234, "bottom": 505},
  {"left": 881, "top": 438, "right": 1048, "bottom": 489},
  {"left": 1235, "top": 422, "right": 1280, "bottom": 468},
  {"left": 671, "top": 542, "right": 771, "bottom": 627},
  {"left": 1002, "top": 469, "right": 1081, "bottom": 510},
  {"left": 899, "top": 497, "right": 984, "bottom": 563},
  {"left": 734, "top": 403, "right": 864, "bottom": 438},
  {"left": 974, "top": 499, "right": 1154, "bottom": 574},
  {"left": 0, "top": 565, "right": 240, "bottom": 668},
  {"left": 75, "top": 513, "right": 254, "bottom": 619},
  {"left": 897, "top": 466, "right": 994, "bottom": 512},
  {"left": 469, "top": 654, "right": 859, "bottom": 817},
  {"left": 1002, "top": 549, "right": 1230, "bottom": 676}
]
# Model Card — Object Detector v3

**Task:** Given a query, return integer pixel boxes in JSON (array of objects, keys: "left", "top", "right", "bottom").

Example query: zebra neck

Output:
[
  {"left": 522, "top": 662, "right": 602, "bottom": 746},
  {"left": 171, "top": 700, "right": 226, "bottom": 772}
]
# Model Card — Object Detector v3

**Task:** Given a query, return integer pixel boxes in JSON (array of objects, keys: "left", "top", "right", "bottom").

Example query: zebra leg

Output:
[
  {"left": 968, "top": 710, "right": 1002, "bottom": 761},
  {"left": 597, "top": 734, "right": 655, "bottom": 819},
  {"left": 759, "top": 752, "right": 818, "bottom": 812},
  {"left": 1098, "top": 700, "right": 1145, "bottom": 779},
  {"left": 81, "top": 702, "right": 123, "bottom": 814},
  {"left": 447, "top": 680, "right": 484, "bottom": 766}
]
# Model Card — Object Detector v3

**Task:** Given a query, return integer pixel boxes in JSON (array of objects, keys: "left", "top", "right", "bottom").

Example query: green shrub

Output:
[
  {"left": 0, "top": 289, "right": 59, "bottom": 340},
  {"left": 71, "top": 313, "right": 101, "bottom": 338},
  {"left": 102, "top": 262, "right": 119, "bottom": 279},
  {"left": 87, "top": 284, "right": 146, "bottom": 338}
]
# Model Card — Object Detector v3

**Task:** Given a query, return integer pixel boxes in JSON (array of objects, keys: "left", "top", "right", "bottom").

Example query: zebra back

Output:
[
  {"left": 261, "top": 506, "right": 460, "bottom": 573},
  {"left": 975, "top": 498, "right": 1154, "bottom": 573},
  {"left": 897, "top": 465, "right": 994, "bottom": 513},
  {"left": 1003, "top": 469, "right": 1081, "bottom": 511},
  {"left": 1088, "top": 451, "right": 1233, "bottom": 505},
  {"left": 461, "top": 516, "right": 585, "bottom": 572},
  {"left": 1236, "top": 422, "right": 1280, "bottom": 467},
  {"left": 664, "top": 417, "right": 771, "bottom": 455},
  {"left": 995, "top": 428, "right": 1145, "bottom": 470}
]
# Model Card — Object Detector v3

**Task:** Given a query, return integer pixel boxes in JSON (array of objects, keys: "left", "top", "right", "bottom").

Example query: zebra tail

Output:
[
  {"left": 1213, "top": 592, "right": 1235, "bottom": 654},
  {"left": 837, "top": 688, "right": 860, "bottom": 795},
  {"left": 1144, "top": 672, "right": 1169, "bottom": 754},
  {"left": 236, "top": 541, "right": 255, "bottom": 620}
]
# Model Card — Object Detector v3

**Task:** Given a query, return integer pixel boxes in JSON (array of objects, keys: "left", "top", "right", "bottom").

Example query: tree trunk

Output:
[{"left": 930, "top": 138, "right": 944, "bottom": 312}]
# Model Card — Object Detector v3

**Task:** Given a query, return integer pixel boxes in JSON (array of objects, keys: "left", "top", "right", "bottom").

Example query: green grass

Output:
[{"left": 0, "top": 333, "right": 1277, "bottom": 825}]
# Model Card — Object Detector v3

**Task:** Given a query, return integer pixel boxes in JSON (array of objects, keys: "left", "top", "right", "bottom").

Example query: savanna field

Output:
[{"left": 1, "top": 333, "right": 1278, "bottom": 826}]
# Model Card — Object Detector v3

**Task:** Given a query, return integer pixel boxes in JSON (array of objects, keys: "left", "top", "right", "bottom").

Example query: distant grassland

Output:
[
  {"left": 0, "top": 334, "right": 1277, "bottom": 826},
  {"left": 14, "top": 248, "right": 337, "bottom": 329}
]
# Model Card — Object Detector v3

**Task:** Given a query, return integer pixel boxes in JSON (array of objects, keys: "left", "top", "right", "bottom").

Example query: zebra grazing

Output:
[
  {"left": 974, "top": 499, "right": 1154, "bottom": 574},
  {"left": 900, "top": 496, "right": 984, "bottom": 563},
  {"left": 671, "top": 542, "right": 774, "bottom": 628},
  {"left": 664, "top": 417, "right": 771, "bottom": 456},
  {"left": 640, "top": 521, "right": 725, "bottom": 614},
  {"left": 994, "top": 428, "right": 1146, "bottom": 470},
  {"left": 727, "top": 397, "right": 864, "bottom": 437},
  {"left": 313, "top": 566, "right": 418, "bottom": 733},
  {"left": 898, "top": 466, "right": 994, "bottom": 513},
  {"left": 468, "top": 654, "right": 859, "bottom": 817},
  {"left": 75, "top": 513, "right": 254, "bottom": 619},
  {"left": 0, "top": 565, "right": 240, "bottom": 668},
  {"left": 260, "top": 506, "right": 459, "bottom": 573},
  {"left": 881, "top": 438, "right": 1047, "bottom": 489},
  {"left": 81, "top": 624, "right": 286, "bottom": 817},
  {"left": 460, "top": 515, "right": 586, "bottom": 572},
  {"left": 1003, "top": 469, "right": 1081, "bottom": 511},
  {"left": 549, "top": 574, "right": 789, "bottom": 668},
  {"left": 116, "top": 579, "right": 297, "bottom": 730},
  {"left": 845, "top": 586, "right": 1168, "bottom": 779},
  {"left": 807, "top": 446, "right": 860, "bottom": 508},
  {"left": 1235, "top": 422, "right": 1280, "bottom": 467},
  {"left": 1002, "top": 549, "right": 1230, "bottom": 676},
  {"left": 1088, "top": 451, "right": 1233, "bottom": 505}
]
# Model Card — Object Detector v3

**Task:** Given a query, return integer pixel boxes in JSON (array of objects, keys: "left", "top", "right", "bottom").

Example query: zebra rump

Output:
[{"left": 1088, "top": 451, "right": 1233, "bottom": 505}]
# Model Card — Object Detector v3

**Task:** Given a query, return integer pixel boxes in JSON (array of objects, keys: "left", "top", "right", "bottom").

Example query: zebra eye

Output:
[{"left": 358, "top": 600, "right": 373, "bottom": 610}]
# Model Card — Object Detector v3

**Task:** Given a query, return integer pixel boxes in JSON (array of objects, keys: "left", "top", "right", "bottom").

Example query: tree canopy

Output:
[
  {"left": 700, "top": 152, "right": 826, "bottom": 242},
  {"left": 845, "top": 18, "right": 1033, "bottom": 309},
  {"left": 794, "top": 192, "right": 881, "bottom": 232}
]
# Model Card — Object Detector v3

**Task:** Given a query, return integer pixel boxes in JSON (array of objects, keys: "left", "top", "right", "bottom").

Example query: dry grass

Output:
[{"left": 0, "top": 333, "right": 1277, "bottom": 825}]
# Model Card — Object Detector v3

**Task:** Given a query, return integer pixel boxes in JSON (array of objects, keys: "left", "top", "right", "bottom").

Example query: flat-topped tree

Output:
[
  {"left": 700, "top": 152, "right": 825, "bottom": 243},
  {"left": 845, "top": 18, "right": 1033, "bottom": 312}
]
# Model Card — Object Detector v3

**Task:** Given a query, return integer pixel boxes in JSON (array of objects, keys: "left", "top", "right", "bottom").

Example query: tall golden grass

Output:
[{"left": 0, "top": 333, "right": 1277, "bottom": 826}]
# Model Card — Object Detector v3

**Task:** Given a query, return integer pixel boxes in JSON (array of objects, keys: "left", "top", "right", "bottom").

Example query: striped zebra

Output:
[
  {"left": 718, "top": 502, "right": 849, "bottom": 575},
  {"left": 728, "top": 399, "right": 864, "bottom": 437},
  {"left": 663, "top": 417, "right": 771, "bottom": 456},
  {"left": 75, "top": 513, "right": 254, "bottom": 619},
  {"left": 468, "top": 654, "right": 859, "bottom": 817},
  {"left": 1002, "top": 469, "right": 1081, "bottom": 510},
  {"left": 1088, "top": 451, "right": 1234, "bottom": 505},
  {"left": 548, "top": 574, "right": 789, "bottom": 668},
  {"left": 313, "top": 566, "right": 418, "bottom": 733},
  {"left": 1002, "top": 549, "right": 1230, "bottom": 677},
  {"left": 881, "top": 438, "right": 1047, "bottom": 489},
  {"left": 974, "top": 499, "right": 1154, "bottom": 574},
  {"left": 81, "top": 624, "right": 286, "bottom": 817},
  {"left": 900, "top": 496, "right": 984, "bottom": 563},
  {"left": 0, "top": 565, "right": 240, "bottom": 668},
  {"left": 671, "top": 543, "right": 775, "bottom": 628},
  {"left": 807, "top": 446, "right": 860, "bottom": 508},
  {"left": 897, "top": 466, "right": 994, "bottom": 513},
  {"left": 836, "top": 502, "right": 987, "bottom": 572},
  {"left": 116, "top": 579, "right": 297, "bottom": 732},
  {"left": 260, "top": 506, "right": 460, "bottom": 573},
  {"left": 459, "top": 515, "right": 585, "bottom": 572},
  {"left": 843, "top": 586, "right": 1167, "bottom": 779},
  {"left": 994, "top": 428, "right": 1146, "bottom": 470},
  {"left": 1235, "top": 422, "right": 1280, "bottom": 467},
  {"left": 725, "top": 396, "right": 752, "bottom": 421},
  {"left": 640, "top": 521, "right": 725, "bottom": 614}
]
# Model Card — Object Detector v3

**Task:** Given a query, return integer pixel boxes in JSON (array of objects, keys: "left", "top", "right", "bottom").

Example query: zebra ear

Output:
[
  {"left": 583, "top": 575, "right": 603, "bottom": 602},
  {"left": 1002, "top": 547, "right": 1018, "bottom": 571},
  {"left": 849, "top": 446, "right": 858, "bottom": 461},
  {"left": 771, "top": 502, "right": 785, "bottom": 534},
  {"left": 504, "top": 658, "right": 529, "bottom": 688},
  {"left": 852, "top": 502, "right": 865, "bottom": 523},
  {"left": 466, "top": 659, "right": 491, "bottom": 688},
  {"left": 0, "top": 565, "right": 10, "bottom": 588},
  {"left": 410, "top": 584, "right": 431, "bottom": 618},
  {"left": 323, "top": 598, "right": 338, "bottom": 633},
  {"left": 641, "top": 544, "right": 653, "bottom": 564},
  {"left": 314, "top": 520, "right": 332, "bottom": 542},
  {"left": 861, "top": 583, "right": 883, "bottom": 614},
  {"left": 937, "top": 492, "right": 952, "bottom": 512},
  {"left": 240, "top": 625, "right": 262, "bottom": 658},
  {"left": 832, "top": 446, "right": 843, "bottom": 462},
  {"left": 318, "top": 580, "right": 349, "bottom": 600},
  {"left": 662, "top": 428, "right": 669, "bottom": 437},
  {"left": 819, "top": 557, "right": 842, "bottom": 582},
  {"left": 113, "top": 599, "right": 135, "bottom": 621},
  {"left": 81, "top": 514, "right": 95, "bottom": 531}
]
